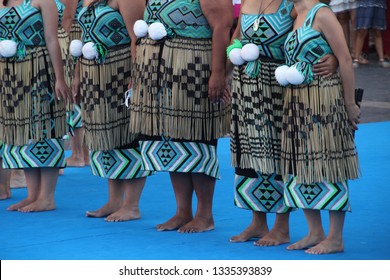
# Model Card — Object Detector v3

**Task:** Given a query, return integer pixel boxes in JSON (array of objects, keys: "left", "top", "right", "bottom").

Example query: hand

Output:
[
  {"left": 56, "top": 80, "right": 73, "bottom": 103},
  {"left": 208, "top": 72, "right": 225, "bottom": 103},
  {"left": 313, "top": 54, "right": 338, "bottom": 78},
  {"left": 71, "top": 76, "right": 81, "bottom": 101},
  {"left": 220, "top": 88, "right": 231, "bottom": 104},
  {"left": 345, "top": 103, "right": 361, "bottom": 130},
  {"left": 220, "top": 75, "right": 232, "bottom": 104}
]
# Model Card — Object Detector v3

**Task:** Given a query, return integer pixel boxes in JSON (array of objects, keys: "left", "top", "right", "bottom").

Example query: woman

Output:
[
  {"left": 228, "top": 0, "right": 337, "bottom": 246},
  {"left": 73, "top": 0, "right": 153, "bottom": 222},
  {"left": 0, "top": 0, "right": 72, "bottom": 212},
  {"left": 280, "top": 0, "right": 360, "bottom": 254},
  {"left": 129, "top": 0, "right": 233, "bottom": 233}
]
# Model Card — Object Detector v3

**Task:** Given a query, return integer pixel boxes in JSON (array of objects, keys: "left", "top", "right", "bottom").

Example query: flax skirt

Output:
[
  {"left": 231, "top": 58, "right": 290, "bottom": 212},
  {"left": 130, "top": 37, "right": 231, "bottom": 178},
  {"left": 79, "top": 45, "right": 134, "bottom": 152},
  {"left": 281, "top": 74, "right": 360, "bottom": 211}
]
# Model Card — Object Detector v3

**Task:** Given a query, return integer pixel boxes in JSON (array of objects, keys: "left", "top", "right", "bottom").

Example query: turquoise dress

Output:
[
  {"left": 281, "top": 3, "right": 360, "bottom": 211},
  {"left": 77, "top": 3, "right": 153, "bottom": 180},
  {"left": 129, "top": 0, "right": 230, "bottom": 179},
  {"left": 55, "top": 0, "right": 65, "bottom": 26},
  {"left": 0, "top": 0, "right": 66, "bottom": 169},
  {"left": 231, "top": 0, "right": 294, "bottom": 214}
]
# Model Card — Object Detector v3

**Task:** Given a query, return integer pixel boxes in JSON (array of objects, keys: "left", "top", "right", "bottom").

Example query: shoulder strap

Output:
[
  {"left": 280, "top": 0, "right": 294, "bottom": 14},
  {"left": 306, "top": 3, "right": 328, "bottom": 27}
]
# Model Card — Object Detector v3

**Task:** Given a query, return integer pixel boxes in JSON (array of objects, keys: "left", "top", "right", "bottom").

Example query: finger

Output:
[{"left": 349, "top": 120, "right": 358, "bottom": 130}]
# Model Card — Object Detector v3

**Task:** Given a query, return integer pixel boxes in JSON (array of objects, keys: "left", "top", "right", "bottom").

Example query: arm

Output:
[
  {"left": 62, "top": 0, "right": 79, "bottom": 34},
  {"left": 315, "top": 7, "right": 360, "bottom": 129},
  {"left": 201, "top": 0, "right": 233, "bottom": 103},
  {"left": 226, "top": 0, "right": 244, "bottom": 78},
  {"left": 36, "top": 0, "right": 73, "bottom": 102},
  {"left": 72, "top": 61, "right": 80, "bottom": 100},
  {"left": 118, "top": 0, "right": 145, "bottom": 89},
  {"left": 118, "top": 0, "right": 145, "bottom": 63}
]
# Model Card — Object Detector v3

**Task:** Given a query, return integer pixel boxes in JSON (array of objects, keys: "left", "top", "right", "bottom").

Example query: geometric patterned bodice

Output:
[
  {"left": 283, "top": 3, "right": 333, "bottom": 67},
  {"left": 144, "top": 0, "right": 212, "bottom": 39},
  {"left": 78, "top": 3, "right": 130, "bottom": 48},
  {"left": 241, "top": 0, "right": 294, "bottom": 60},
  {"left": 0, "top": 0, "right": 45, "bottom": 46},
  {"left": 54, "top": 0, "right": 65, "bottom": 26},
  {"left": 75, "top": 0, "right": 83, "bottom": 20}
]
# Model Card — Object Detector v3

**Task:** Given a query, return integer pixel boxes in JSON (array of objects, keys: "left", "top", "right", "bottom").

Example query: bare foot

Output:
[
  {"left": 59, "top": 169, "right": 64, "bottom": 175},
  {"left": 105, "top": 206, "right": 141, "bottom": 222},
  {"left": 86, "top": 202, "right": 120, "bottom": 218},
  {"left": 7, "top": 197, "right": 36, "bottom": 211},
  {"left": 230, "top": 223, "right": 268, "bottom": 243},
  {"left": 66, "top": 156, "right": 86, "bottom": 167},
  {"left": 305, "top": 239, "right": 344, "bottom": 255},
  {"left": 18, "top": 198, "right": 56, "bottom": 212},
  {"left": 156, "top": 214, "right": 193, "bottom": 231},
  {"left": 286, "top": 233, "right": 326, "bottom": 250},
  {"left": 0, "top": 189, "right": 11, "bottom": 200},
  {"left": 177, "top": 217, "right": 215, "bottom": 233},
  {"left": 254, "top": 228, "right": 290, "bottom": 247},
  {"left": 0, "top": 192, "right": 11, "bottom": 200}
]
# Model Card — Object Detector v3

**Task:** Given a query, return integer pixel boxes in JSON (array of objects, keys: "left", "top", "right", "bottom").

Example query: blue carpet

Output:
[{"left": 1, "top": 121, "right": 389, "bottom": 260}]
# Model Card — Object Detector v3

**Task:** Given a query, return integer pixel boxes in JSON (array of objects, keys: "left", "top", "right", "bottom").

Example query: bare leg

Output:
[
  {"left": 354, "top": 29, "right": 369, "bottom": 64},
  {"left": 230, "top": 211, "right": 269, "bottom": 242},
  {"left": 255, "top": 212, "right": 290, "bottom": 246},
  {"left": 0, "top": 160, "right": 11, "bottom": 200},
  {"left": 156, "top": 172, "right": 193, "bottom": 231},
  {"left": 350, "top": 9, "right": 356, "bottom": 55},
  {"left": 86, "top": 179, "right": 124, "bottom": 217},
  {"left": 178, "top": 173, "right": 215, "bottom": 233},
  {"left": 10, "top": 169, "right": 26, "bottom": 188},
  {"left": 373, "top": 29, "right": 386, "bottom": 61},
  {"left": 8, "top": 168, "right": 40, "bottom": 211},
  {"left": 306, "top": 210, "right": 345, "bottom": 254},
  {"left": 19, "top": 168, "right": 59, "bottom": 212},
  {"left": 336, "top": 11, "right": 350, "bottom": 50},
  {"left": 106, "top": 177, "right": 146, "bottom": 222},
  {"left": 66, "top": 127, "right": 87, "bottom": 167},
  {"left": 287, "top": 209, "right": 326, "bottom": 250}
]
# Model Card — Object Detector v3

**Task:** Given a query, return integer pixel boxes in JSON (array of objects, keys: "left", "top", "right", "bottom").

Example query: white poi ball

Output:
[
  {"left": 240, "top": 43, "right": 259, "bottom": 62},
  {"left": 286, "top": 65, "right": 305, "bottom": 85},
  {"left": 133, "top": 20, "right": 149, "bottom": 38},
  {"left": 82, "top": 42, "right": 98, "bottom": 60},
  {"left": 229, "top": 48, "right": 245, "bottom": 65},
  {"left": 274, "top": 65, "right": 290, "bottom": 86},
  {"left": 69, "top": 39, "right": 83, "bottom": 57},
  {"left": 148, "top": 22, "right": 167, "bottom": 40},
  {"left": 0, "top": 40, "right": 18, "bottom": 58}
]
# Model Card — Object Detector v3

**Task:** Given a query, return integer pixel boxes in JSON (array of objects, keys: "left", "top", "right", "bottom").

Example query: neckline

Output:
[{"left": 242, "top": 0, "right": 285, "bottom": 16}]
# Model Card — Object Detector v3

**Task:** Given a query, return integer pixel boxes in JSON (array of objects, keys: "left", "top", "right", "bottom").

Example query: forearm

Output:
[
  {"left": 211, "top": 25, "right": 231, "bottom": 75},
  {"left": 339, "top": 61, "right": 356, "bottom": 105},
  {"left": 46, "top": 39, "right": 66, "bottom": 83},
  {"left": 62, "top": 1, "right": 78, "bottom": 34}
]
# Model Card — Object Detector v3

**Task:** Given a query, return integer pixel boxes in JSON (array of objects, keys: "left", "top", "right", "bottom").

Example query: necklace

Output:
[{"left": 253, "top": 0, "right": 274, "bottom": 31}]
